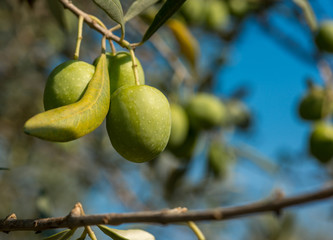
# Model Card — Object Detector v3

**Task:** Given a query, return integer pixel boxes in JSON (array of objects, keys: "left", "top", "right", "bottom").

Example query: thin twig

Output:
[
  {"left": 1, "top": 183, "right": 333, "bottom": 232},
  {"left": 58, "top": 0, "right": 128, "bottom": 48},
  {"left": 187, "top": 221, "right": 206, "bottom": 240},
  {"left": 73, "top": 15, "right": 84, "bottom": 60},
  {"left": 78, "top": 203, "right": 97, "bottom": 240},
  {"left": 129, "top": 18, "right": 191, "bottom": 86},
  {"left": 128, "top": 46, "right": 140, "bottom": 86}
]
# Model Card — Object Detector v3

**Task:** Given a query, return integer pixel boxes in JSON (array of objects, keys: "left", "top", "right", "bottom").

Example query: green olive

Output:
[
  {"left": 109, "top": 52, "right": 145, "bottom": 94},
  {"left": 181, "top": 0, "right": 205, "bottom": 25},
  {"left": 169, "top": 127, "right": 199, "bottom": 159},
  {"left": 315, "top": 21, "right": 333, "bottom": 53},
  {"left": 207, "top": 140, "right": 234, "bottom": 178},
  {"left": 205, "top": 0, "right": 229, "bottom": 30},
  {"left": 228, "top": 0, "right": 249, "bottom": 18},
  {"left": 43, "top": 60, "right": 95, "bottom": 110},
  {"left": 106, "top": 85, "right": 171, "bottom": 163},
  {"left": 309, "top": 122, "right": 333, "bottom": 163},
  {"left": 94, "top": 52, "right": 145, "bottom": 94},
  {"left": 298, "top": 86, "right": 332, "bottom": 121},
  {"left": 168, "top": 103, "right": 189, "bottom": 148},
  {"left": 186, "top": 93, "right": 226, "bottom": 130}
]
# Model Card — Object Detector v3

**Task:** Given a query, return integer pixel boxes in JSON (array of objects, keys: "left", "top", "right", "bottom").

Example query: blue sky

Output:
[{"left": 219, "top": 14, "right": 322, "bottom": 160}]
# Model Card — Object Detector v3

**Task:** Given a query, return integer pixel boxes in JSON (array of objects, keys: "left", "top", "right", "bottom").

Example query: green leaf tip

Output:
[{"left": 141, "top": 0, "right": 187, "bottom": 43}]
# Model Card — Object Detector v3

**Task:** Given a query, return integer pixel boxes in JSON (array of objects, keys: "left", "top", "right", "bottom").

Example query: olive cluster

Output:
[
  {"left": 297, "top": 20, "right": 333, "bottom": 164},
  {"left": 166, "top": 93, "right": 250, "bottom": 178},
  {"left": 180, "top": 0, "right": 264, "bottom": 29},
  {"left": 24, "top": 52, "right": 171, "bottom": 163},
  {"left": 298, "top": 84, "right": 333, "bottom": 164}
]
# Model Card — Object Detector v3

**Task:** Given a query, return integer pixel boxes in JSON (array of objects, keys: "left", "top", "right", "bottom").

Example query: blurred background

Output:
[{"left": 1, "top": 0, "right": 333, "bottom": 239}]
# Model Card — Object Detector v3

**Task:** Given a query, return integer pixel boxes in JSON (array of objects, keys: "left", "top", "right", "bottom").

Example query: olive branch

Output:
[{"left": 1, "top": 183, "right": 333, "bottom": 232}]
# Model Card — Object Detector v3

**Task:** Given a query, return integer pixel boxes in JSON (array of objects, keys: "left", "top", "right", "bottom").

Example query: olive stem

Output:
[
  {"left": 78, "top": 203, "right": 97, "bottom": 240},
  {"left": 128, "top": 45, "right": 140, "bottom": 86},
  {"left": 74, "top": 15, "right": 84, "bottom": 60},
  {"left": 88, "top": 15, "right": 108, "bottom": 54},
  {"left": 109, "top": 39, "right": 117, "bottom": 56},
  {"left": 102, "top": 35, "right": 107, "bottom": 53},
  {"left": 293, "top": 0, "right": 318, "bottom": 31},
  {"left": 187, "top": 221, "right": 206, "bottom": 240},
  {"left": 108, "top": 28, "right": 117, "bottom": 55},
  {"left": 89, "top": 14, "right": 108, "bottom": 30},
  {"left": 128, "top": 18, "right": 191, "bottom": 87},
  {"left": 120, "top": 28, "right": 125, "bottom": 43},
  {"left": 110, "top": 24, "right": 121, "bottom": 32},
  {"left": 118, "top": 37, "right": 140, "bottom": 85}
]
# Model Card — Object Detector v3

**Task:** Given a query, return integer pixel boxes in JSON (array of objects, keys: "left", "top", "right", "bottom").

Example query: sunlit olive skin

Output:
[
  {"left": 106, "top": 85, "right": 171, "bottom": 163},
  {"left": 309, "top": 122, "right": 333, "bottom": 163},
  {"left": 181, "top": 0, "right": 205, "bottom": 24},
  {"left": 205, "top": 0, "right": 229, "bottom": 30},
  {"left": 167, "top": 104, "right": 189, "bottom": 148},
  {"left": 108, "top": 52, "right": 145, "bottom": 94},
  {"left": 228, "top": 0, "right": 249, "bottom": 18},
  {"left": 43, "top": 60, "right": 95, "bottom": 110},
  {"left": 94, "top": 52, "right": 145, "bottom": 94},
  {"left": 315, "top": 21, "right": 333, "bottom": 53},
  {"left": 186, "top": 93, "right": 226, "bottom": 130},
  {"left": 298, "top": 86, "right": 332, "bottom": 121}
]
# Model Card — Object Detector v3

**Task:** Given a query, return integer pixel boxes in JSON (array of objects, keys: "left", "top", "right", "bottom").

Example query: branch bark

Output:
[
  {"left": 1, "top": 183, "right": 333, "bottom": 232},
  {"left": 58, "top": 0, "right": 125, "bottom": 46}
]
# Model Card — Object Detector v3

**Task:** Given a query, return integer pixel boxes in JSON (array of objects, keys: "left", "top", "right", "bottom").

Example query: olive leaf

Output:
[
  {"left": 58, "top": 228, "right": 77, "bottom": 240},
  {"left": 141, "top": 0, "right": 187, "bottom": 43},
  {"left": 43, "top": 229, "right": 72, "bottom": 240},
  {"left": 98, "top": 225, "right": 155, "bottom": 240},
  {"left": 46, "top": 0, "right": 67, "bottom": 30},
  {"left": 93, "top": 0, "right": 125, "bottom": 37},
  {"left": 167, "top": 19, "right": 199, "bottom": 69},
  {"left": 0, "top": 167, "right": 9, "bottom": 170},
  {"left": 24, "top": 54, "right": 110, "bottom": 142},
  {"left": 124, "top": 0, "right": 159, "bottom": 22},
  {"left": 233, "top": 143, "right": 277, "bottom": 173},
  {"left": 293, "top": 0, "right": 317, "bottom": 31}
]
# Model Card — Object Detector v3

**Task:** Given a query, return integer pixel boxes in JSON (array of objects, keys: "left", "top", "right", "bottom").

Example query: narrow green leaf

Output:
[
  {"left": 98, "top": 225, "right": 155, "bottom": 240},
  {"left": 59, "top": 228, "right": 77, "bottom": 240},
  {"left": 124, "top": 0, "right": 159, "bottom": 22},
  {"left": 293, "top": 0, "right": 317, "bottom": 31},
  {"left": 141, "top": 0, "right": 187, "bottom": 43},
  {"left": 46, "top": 0, "right": 67, "bottom": 30},
  {"left": 167, "top": 19, "right": 199, "bottom": 69},
  {"left": 93, "top": 0, "right": 125, "bottom": 36},
  {"left": 233, "top": 144, "right": 277, "bottom": 174},
  {"left": 43, "top": 229, "right": 71, "bottom": 240},
  {"left": 75, "top": 229, "right": 87, "bottom": 240},
  {"left": 24, "top": 54, "right": 110, "bottom": 142},
  {"left": 0, "top": 167, "right": 9, "bottom": 170}
]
